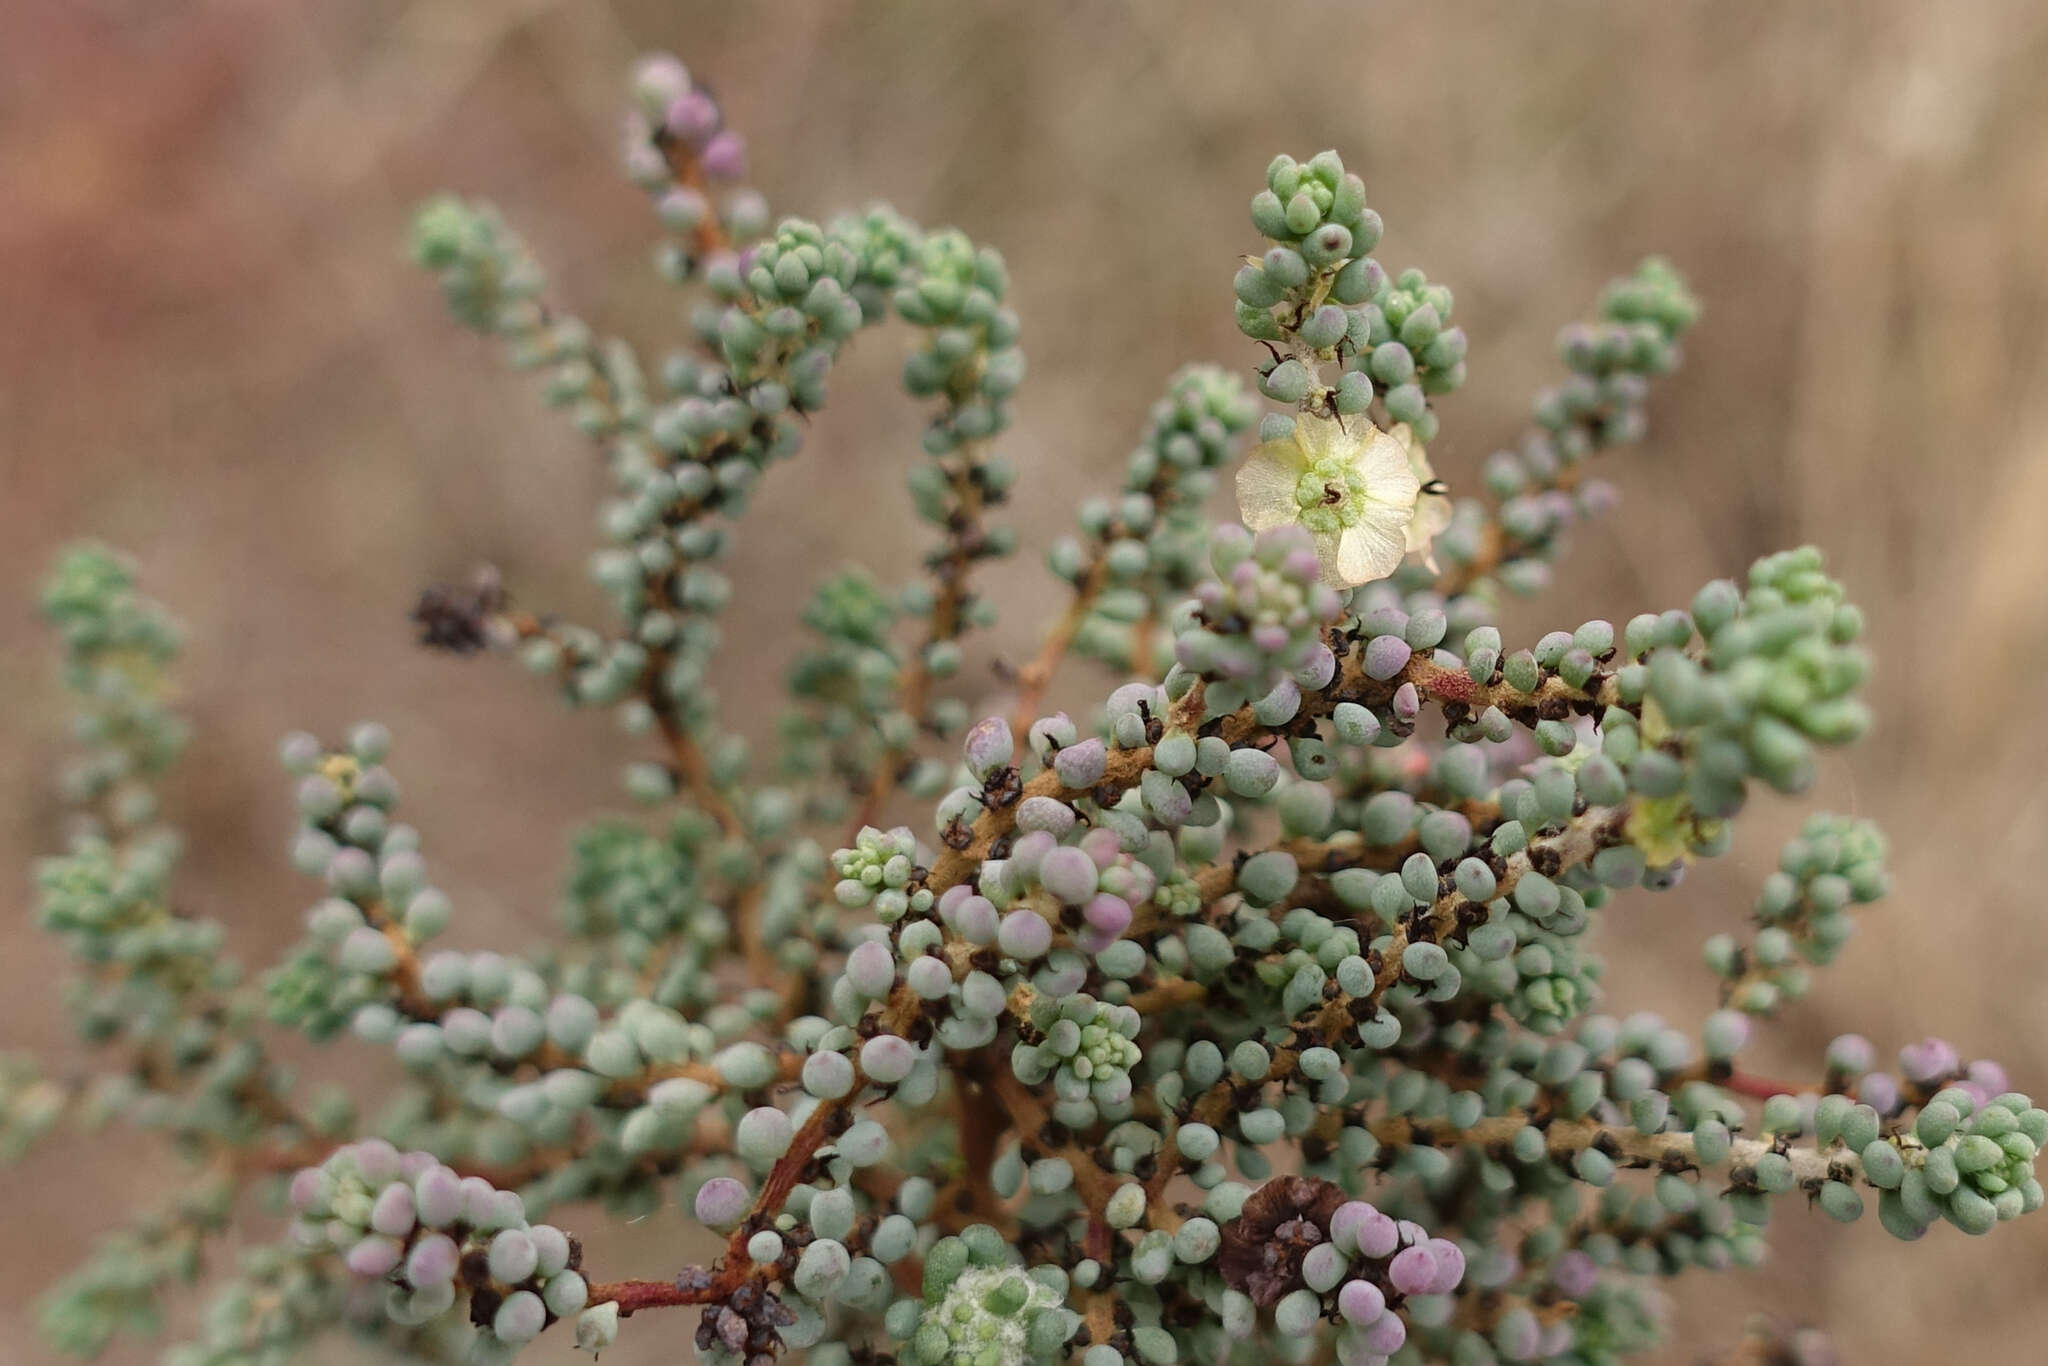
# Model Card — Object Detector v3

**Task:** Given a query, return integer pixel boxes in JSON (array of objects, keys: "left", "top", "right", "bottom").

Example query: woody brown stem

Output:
[
  {"left": 357, "top": 896, "right": 433, "bottom": 1020},
  {"left": 1176, "top": 801, "right": 1630, "bottom": 1130},
  {"left": 654, "top": 132, "right": 732, "bottom": 259},
  {"left": 930, "top": 642, "right": 1620, "bottom": 895},
  {"left": 853, "top": 442, "right": 991, "bottom": 836},
  {"left": 955, "top": 1056, "right": 1008, "bottom": 1221},
  {"left": 582, "top": 1275, "right": 733, "bottom": 1318},
  {"left": 581, "top": 989, "right": 927, "bottom": 1322}
]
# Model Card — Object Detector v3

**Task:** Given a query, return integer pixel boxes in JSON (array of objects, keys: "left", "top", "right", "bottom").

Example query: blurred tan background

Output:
[{"left": 5, "top": 2, "right": 2048, "bottom": 1362}]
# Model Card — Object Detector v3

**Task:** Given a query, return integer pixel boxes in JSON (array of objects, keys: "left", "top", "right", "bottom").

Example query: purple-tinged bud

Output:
[
  {"left": 414, "top": 1165, "right": 463, "bottom": 1228},
  {"left": 489, "top": 1228, "right": 539, "bottom": 1283},
  {"left": 963, "top": 717, "right": 1015, "bottom": 781},
  {"left": 946, "top": 894, "right": 999, "bottom": 945},
  {"left": 1702, "top": 1009, "right": 1752, "bottom": 1059},
  {"left": 1421, "top": 1238, "right": 1465, "bottom": 1293},
  {"left": 1552, "top": 1249, "right": 1599, "bottom": 1298},
  {"left": 695, "top": 1176, "right": 750, "bottom": 1230},
  {"left": 860, "top": 1034, "right": 917, "bottom": 1085},
  {"left": 1577, "top": 477, "right": 1620, "bottom": 517},
  {"left": 904, "top": 956, "right": 952, "bottom": 999},
  {"left": 997, "top": 909, "right": 1053, "bottom": 960},
  {"left": 700, "top": 131, "right": 747, "bottom": 181},
  {"left": 1038, "top": 846, "right": 1100, "bottom": 904},
  {"left": 1388, "top": 1243, "right": 1438, "bottom": 1296},
  {"left": 1328, "top": 1200, "right": 1370, "bottom": 1251},
  {"left": 1254, "top": 677, "right": 1300, "bottom": 722},
  {"left": 1967, "top": 1058, "right": 2010, "bottom": 1096},
  {"left": 803, "top": 1049, "right": 857, "bottom": 1099},
  {"left": 1336, "top": 1278, "right": 1386, "bottom": 1325},
  {"left": 1898, "top": 1038, "right": 1959, "bottom": 1084},
  {"left": 1107, "top": 681, "right": 1157, "bottom": 716},
  {"left": 289, "top": 1168, "right": 331, "bottom": 1214},
  {"left": 630, "top": 54, "right": 692, "bottom": 116},
  {"left": 1359, "top": 605, "right": 1409, "bottom": 638},
  {"left": 664, "top": 91, "right": 721, "bottom": 142},
  {"left": 407, "top": 1232, "right": 460, "bottom": 1288},
  {"left": 1342, "top": 1202, "right": 1399, "bottom": 1259},
  {"left": 1081, "top": 893, "right": 1133, "bottom": 951},
  {"left": 1008, "top": 829, "right": 1055, "bottom": 879},
  {"left": 1826, "top": 1034, "right": 1875, "bottom": 1074},
  {"left": 1037, "top": 956, "right": 1088, "bottom": 997},
  {"left": 1101, "top": 860, "right": 1154, "bottom": 905},
  {"left": 1016, "top": 795, "right": 1077, "bottom": 835},
  {"left": 1392, "top": 682, "right": 1421, "bottom": 721},
  {"left": 1209, "top": 522, "right": 1254, "bottom": 571},
  {"left": 1360, "top": 1311, "right": 1406, "bottom": 1355},
  {"left": 494, "top": 1290, "right": 546, "bottom": 1344},
  {"left": 1079, "top": 826, "right": 1123, "bottom": 867},
  {"left": 845, "top": 939, "right": 896, "bottom": 999},
  {"left": 1052, "top": 737, "right": 1107, "bottom": 789},
  {"left": 1250, "top": 622, "right": 1290, "bottom": 653},
  {"left": 1141, "top": 769, "right": 1194, "bottom": 824},
  {"left": 346, "top": 1234, "right": 404, "bottom": 1279},
  {"left": 370, "top": 1183, "right": 416, "bottom": 1238},
  {"left": 457, "top": 1176, "right": 497, "bottom": 1226},
  {"left": 1858, "top": 1071, "right": 1901, "bottom": 1115},
  {"left": 352, "top": 1139, "right": 401, "bottom": 1184},
  {"left": 1294, "top": 558, "right": 1333, "bottom": 599},
  {"left": 1294, "top": 641, "right": 1337, "bottom": 690}
]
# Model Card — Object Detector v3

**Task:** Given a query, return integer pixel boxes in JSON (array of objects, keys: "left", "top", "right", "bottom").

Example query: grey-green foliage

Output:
[{"left": 15, "top": 47, "right": 2036, "bottom": 1366}]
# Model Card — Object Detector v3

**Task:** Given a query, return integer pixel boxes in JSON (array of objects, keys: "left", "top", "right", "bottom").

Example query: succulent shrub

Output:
[{"left": 14, "top": 48, "right": 2039, "bottom": 1366}]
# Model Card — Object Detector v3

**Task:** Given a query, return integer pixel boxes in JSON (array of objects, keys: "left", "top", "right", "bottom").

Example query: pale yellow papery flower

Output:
[
  {"left": 1393, "top": 422, "right": 1453, "bottom": 574},
  {"left": 1235, "top": 414, "right": 1422, "bottom": 588}
]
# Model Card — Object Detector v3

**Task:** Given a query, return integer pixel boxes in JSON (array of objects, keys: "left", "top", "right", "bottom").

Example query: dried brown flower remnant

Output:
[
  {"left": 1217, "top": 1176, "right": 1348, "bottom": 1307},
  {"left": 410, "top": 566, "right": 506, "bottom": 654},
  {"left": 696, "top": 1278, "right": 795, "bottom": 1366}
]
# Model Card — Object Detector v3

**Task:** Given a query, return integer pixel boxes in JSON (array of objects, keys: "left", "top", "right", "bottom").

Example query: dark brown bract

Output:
[
  {"left": 410, "top": 568, "right": 507, "bottom": 655},
  {"left": 1216, "top": 1176, "right": 1348, "bottom": 1307}
]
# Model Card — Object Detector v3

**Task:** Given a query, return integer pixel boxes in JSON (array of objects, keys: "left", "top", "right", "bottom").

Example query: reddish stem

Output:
[
  {"left": 1720, "top": 1069, "right": 1809, "bottom": 1100},
  {"left": 584, "top": 1273, "right": 734, "bottom": 1317}
]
